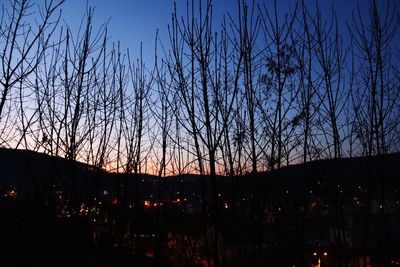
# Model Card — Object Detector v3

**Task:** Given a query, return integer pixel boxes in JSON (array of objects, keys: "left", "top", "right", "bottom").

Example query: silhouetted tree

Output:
[{"left": 0, "top": 0, "right": 63, "bottom": 145}]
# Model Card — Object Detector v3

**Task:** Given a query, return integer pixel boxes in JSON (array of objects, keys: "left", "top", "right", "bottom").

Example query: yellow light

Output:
[
  {"left": 313, "top": 252, "right": 317, "bottom": 256},
  {"left": 224, "top": 202, "right": 229, "bottom": 209}
]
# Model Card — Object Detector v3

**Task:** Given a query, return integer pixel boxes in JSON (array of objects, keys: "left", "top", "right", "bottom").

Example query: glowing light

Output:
[
  {"left": 224, "top": 202, "right": 229, "bottom": 209},
  {"left": 323, "top": 252, "right": 328, "bottom": 256},
  {"left": 5, "top": 189, "right": 18, "bottom": 199},
  {"left": 79, "top": 203, "right": 88, "bottom": 216},
  {"left": 144, "top": 200, "right": 151, "bottom": 208},
  {"left": 313, "top": 252, "right": 317, "bottom": 256}
]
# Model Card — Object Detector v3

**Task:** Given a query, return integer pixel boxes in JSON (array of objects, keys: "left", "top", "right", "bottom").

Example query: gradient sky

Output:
[
  {"left": 60, "top": 0, "right": 241, "bottom": 63},
  {"left": 3, "top": 0, "right": 397, "bottom": 71},
  {"left": 57, "top": 0, "right": 378, "bottom": 65}
]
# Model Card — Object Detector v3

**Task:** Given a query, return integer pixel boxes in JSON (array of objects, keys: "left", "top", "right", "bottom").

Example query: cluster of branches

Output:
[
  {"left": 1, "top": 0, "right": 399, "bottom": 176},
  {"left": 0, "top": 0, "right": 153, "bottom": 176}
]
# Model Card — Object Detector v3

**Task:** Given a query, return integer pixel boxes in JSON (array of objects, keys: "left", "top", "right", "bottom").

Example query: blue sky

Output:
[
  {"left": 57, "top": 0, "right": 377, "bottom": 64},
  {"left": 3, "top": 0, "right": 396, "bottom": 66},
  {"left": 59, "top": 0, "right": 242, "bottom": 63}
]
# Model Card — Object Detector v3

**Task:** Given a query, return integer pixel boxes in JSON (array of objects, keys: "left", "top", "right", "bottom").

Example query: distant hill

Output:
[
  {"left": 278, "top": 152, "right": 400, "bottom": 187},
  {"left": 0, "top": 148, "right": 97, "bottom": 194},
  {"left": 251, "top": 152, "right": 400, "bottom": 201},
  {"left": 0, "top": 148, "right": 399, "bottom": 198}
]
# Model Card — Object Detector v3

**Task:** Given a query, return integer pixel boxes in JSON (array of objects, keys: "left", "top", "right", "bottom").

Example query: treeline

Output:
[
  {"left": 1, "top": 0, "right": 399, "bottom": 176},
  {"left": 0, "top": 0, "right": 398, "bottom": 173}
]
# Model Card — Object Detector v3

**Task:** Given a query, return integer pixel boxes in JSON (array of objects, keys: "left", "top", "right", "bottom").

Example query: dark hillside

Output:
[{"left": 1, "top": 148, "right": 399, "bottom": 196}]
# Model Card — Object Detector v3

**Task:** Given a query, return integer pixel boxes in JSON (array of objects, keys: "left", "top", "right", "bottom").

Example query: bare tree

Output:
[
  {"left": 259, "top": 1, "right": 299, "bottom": 263},
  {"left": 349, "top": 0, "right": 400, "bottom": 263},
  {"left": 0, "top": 0, "right": 63, "bottom": 145}
]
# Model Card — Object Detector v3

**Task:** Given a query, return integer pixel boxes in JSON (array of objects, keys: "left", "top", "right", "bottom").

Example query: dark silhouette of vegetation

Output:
[{"left": 0, "top": 0, "right": 399, "bottom": 266}]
